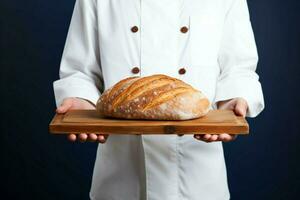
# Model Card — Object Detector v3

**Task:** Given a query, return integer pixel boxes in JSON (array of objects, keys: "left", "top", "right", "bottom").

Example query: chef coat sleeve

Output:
[
  {"left": 214, "top": 0, "right": 265, "bottom": 117},
  {"left": 53, "top": 0, "right": 103, "bottom": 107}
]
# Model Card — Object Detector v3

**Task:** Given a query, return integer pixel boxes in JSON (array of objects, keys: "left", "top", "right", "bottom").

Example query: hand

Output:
[
  {"left": 194, "top": 97, "right": 248, "bottom": 143},
  {"left": 56, "top": 97, "right": 109, "bottom": 143}
]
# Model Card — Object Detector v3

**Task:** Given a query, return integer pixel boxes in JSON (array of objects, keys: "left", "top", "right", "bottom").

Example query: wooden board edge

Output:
[
  {"left": 49, "top": 113, "right": 64, "bottom": 133},
  {"left": 49, "top": 111, "right": 249, "bottom": 135},
  {"left": 49, "top": 123, "right": 249, "bottom": 135}
]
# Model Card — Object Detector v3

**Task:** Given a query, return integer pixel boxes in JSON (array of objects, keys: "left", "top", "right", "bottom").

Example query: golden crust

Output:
[{"left": 96, "top": 74, "right": 210, "bottom": 120}]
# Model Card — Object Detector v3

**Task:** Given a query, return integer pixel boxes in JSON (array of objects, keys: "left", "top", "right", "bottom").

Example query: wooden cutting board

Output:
[{"left": 49, "top": 110, "right": 249, "bottom": 135}]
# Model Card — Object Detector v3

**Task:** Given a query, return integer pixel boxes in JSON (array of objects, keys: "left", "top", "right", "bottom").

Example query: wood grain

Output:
[{"left": 49, "top": 110, "right": 249, "bottom": 135}]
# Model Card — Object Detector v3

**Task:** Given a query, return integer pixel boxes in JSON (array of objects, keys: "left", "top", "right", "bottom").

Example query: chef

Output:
[{"left": 53, "top": 0, "right": 265, "bottom": 199}]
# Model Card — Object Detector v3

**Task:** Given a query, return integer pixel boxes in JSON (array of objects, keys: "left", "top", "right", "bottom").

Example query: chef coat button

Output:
[
  {"left": 131, "top": 67, "right": 140, "bottom": 74},
  {"left": 131, "top": 26, "right": 139, "bottom": 33},
  {"left": 180, "top": 26, "right": 189, "bottom": 33},
  {"left": 178, "top": 68, "right": 186, "bottom": 75}
]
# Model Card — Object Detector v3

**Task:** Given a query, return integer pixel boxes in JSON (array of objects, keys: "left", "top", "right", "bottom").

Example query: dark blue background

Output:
[{"left": 1, "top": 0, "right": 299, "bottom": 199}]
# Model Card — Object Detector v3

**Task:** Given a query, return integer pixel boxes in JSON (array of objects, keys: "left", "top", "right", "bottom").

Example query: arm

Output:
[
  {"left": 194, "top": 0, "right": 264, "bottom": 142},
  {"left": 53, "top": 0, "right": 107, "bottom": 143},
  {"left": 53, "top": 0, "right": 103, "bottom": 107},
  {"left": 214, "top": 0, "right": 265, "bottom": 118}
]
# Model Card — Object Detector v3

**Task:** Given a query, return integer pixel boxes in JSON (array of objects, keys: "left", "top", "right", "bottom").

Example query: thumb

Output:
[
  {"left": 56, "top": 98, "right": 74, "bottom": 113},
  {"left": 234, "top": 99, "right": 247, "bottom": 117}
]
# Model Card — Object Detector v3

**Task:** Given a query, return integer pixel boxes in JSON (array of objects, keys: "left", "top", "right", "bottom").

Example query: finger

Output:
[
  {"left": 208, "top": 134, "right": 219, "bottom": 142},
  {"left": 56, "top": 98, "right": 74, "bottom": 113},
  {"left": 224, "top": 134, "right": 233, "bottom": 142},
  {"left": 68, "top": 134, "right": 77, "bottom": 142},
  {"left": 194, "top": 134, "right": 202, "bottom": 140},
  {"left": 97, "top": 135, "right": 107, "bottom": 143},
  {"left": 78, "top": 133, "right": 88, "bottom": 142},
  {"left": 234, "top": 100, "right": 247, "bottom": 117},
  {"left": 198, "top": 134, "right": 208, "bottom": 141},
  {"left": 88, "top": 133, "right": 98, "bottom": 142},
  {"left": 203, "top": 134, "right": 212, "bottom": 141},
  {"left": 196, "top": 134, "right": 212, "bottom": 143},
  {"left": 223, "top": 134, "right": 237, "bottom": 142},
  {"left": 218, "top": 133, "right": 227, "bottom": 141}
]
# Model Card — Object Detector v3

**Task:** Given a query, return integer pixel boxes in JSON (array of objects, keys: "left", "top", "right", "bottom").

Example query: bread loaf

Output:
[{"left": 96, "top": 74, "right": 210, "bottom": 120}]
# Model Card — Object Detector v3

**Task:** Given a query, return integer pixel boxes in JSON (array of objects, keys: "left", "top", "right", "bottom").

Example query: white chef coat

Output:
[{"left": 53, "top": 0, "right": 265, "bottom": 199}]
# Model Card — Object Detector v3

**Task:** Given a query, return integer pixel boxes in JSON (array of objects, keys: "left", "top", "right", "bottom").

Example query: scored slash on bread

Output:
[
  {"left": 111, "top": 75, "right": 188, "bottom": 109},
  {"left": 141, "top": 87, "right": 196, "bottom": 111},
  {"left": 96, "top": 74, "right": 210, "bottom": 120}
]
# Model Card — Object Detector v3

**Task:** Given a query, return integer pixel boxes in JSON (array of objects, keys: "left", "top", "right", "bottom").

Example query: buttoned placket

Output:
[
  {"left": 176, "top": 3, "right": 191, "bottom": 200},
  {"left": 130, "top": 22, "right": 141, "bottom": 76},
  {"left": 141, "top": 1, "right": 177, "bottom": 200},
  {"left": 138, "top": 1, "right": 192, "bottom": 200},
  {"left": 177, "top": 14, "right": 191, "bottom": 80},
  {"left": 131, "top": 0, "right": 190, "bottom": 200}
]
